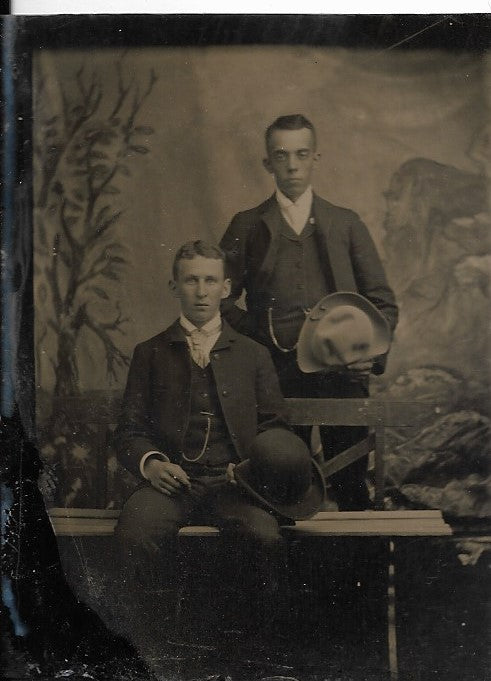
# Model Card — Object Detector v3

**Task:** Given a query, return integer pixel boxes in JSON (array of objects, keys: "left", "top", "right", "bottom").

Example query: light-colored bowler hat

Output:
[{"left": 297, "top": 292, "right": 391, "bottom": 373}]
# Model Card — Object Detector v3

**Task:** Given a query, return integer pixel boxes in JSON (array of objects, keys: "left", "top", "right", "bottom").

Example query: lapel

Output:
[
  {"left": 211, "top": 320, "right": 238, "bottom": 352},
  {"left": 209, "top": 323, "right": 239, "bottom": 394},
  {"left": 164, "top": 319, "right": 188, "bottom": 344},
  {"left": 254, "top": 195, "right": 284, "bottom": 289},
  {"left": 311, "top": 193, "right": 342, "bottom": 292},
  {"left": 312, "top": 193, "right": 333, "bottom": 240},
  {"left": 161, "top": 320, "right": 191, "bottom": 397}
]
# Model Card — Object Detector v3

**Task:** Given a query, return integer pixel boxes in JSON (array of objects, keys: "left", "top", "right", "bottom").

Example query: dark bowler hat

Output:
[{"left": 234, "top": 428, "right": 325, "bottom": 521}]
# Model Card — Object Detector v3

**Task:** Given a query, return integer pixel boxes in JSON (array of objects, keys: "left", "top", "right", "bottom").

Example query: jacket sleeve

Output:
[
  {"left": 113, "top": 343, "right": 165, "bottom": 478},
  {"left": 349, "top": 215, "right": 399, "bottom": 374},
  {"left": 219, "top": 213, "right": 251, "bottom": 333},
  {"left": 254, "top": 343, "right": 290, "bottom": 433}
]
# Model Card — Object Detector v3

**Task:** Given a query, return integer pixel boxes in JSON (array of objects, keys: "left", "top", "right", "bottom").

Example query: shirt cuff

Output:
[{"left": 139, "top": 450, "right": 170, "bottom": 479}]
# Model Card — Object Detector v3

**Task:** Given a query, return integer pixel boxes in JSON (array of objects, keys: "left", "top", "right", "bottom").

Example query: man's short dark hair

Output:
[
  {"left": 172, "top": 240, "right": 226, "bottom": 280},
  {"left": 265, "top": 114, "right": 316, "bottom": 151}
]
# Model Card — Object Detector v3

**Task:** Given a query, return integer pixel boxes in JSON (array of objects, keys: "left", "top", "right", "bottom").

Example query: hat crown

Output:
[
  {"left": 297, "top": 292, "right": 391, "bottom": 374},
  {"left": 248, "top": 430, "right": 312, "bottom": 505},
  {"left": 312, "top": 305, "right": 374, "bottom": 366}
]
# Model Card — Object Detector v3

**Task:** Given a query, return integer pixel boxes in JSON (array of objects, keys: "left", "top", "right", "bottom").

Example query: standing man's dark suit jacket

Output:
[
  {"left": 220, "top": 193, "right": 398, "bottom": 374},
  {"left": 114, "top": 319, "right": 287, "bottom": 478}
]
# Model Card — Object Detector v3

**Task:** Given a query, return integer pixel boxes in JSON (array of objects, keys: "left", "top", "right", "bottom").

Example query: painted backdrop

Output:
[{"left": 33, "top": 47, "right": 490, "bottom": 517}]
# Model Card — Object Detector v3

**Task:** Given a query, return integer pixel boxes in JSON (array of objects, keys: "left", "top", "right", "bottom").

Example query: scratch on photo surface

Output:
[
  {"left": 1, "top": 483, "right": 28, "bottom": 636},
  {"left": 384, "top": 17, "right": 456, "bottom": 52},
  {"left": 71, "top": 535, "right": 90, "bottom": 585}
]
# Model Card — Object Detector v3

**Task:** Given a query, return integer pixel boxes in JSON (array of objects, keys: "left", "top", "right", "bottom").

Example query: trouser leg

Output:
[
  {"left": 317, "top": 373, "right": 370, "bottom": 510},
  {"left": 112, "top": 484, "right": 206, "bottom": 641},
  {"left": 210, "top": 484, "right": 288, "bottom": 633},
  {"left": 273, "top": 351, "right": 371, "bottom": 510},
  {"left": 114, "top": 484, "right": 194, "bottom": 586},
  {"left": 319, "top": 424, "right": 370, "bottom": 510}
]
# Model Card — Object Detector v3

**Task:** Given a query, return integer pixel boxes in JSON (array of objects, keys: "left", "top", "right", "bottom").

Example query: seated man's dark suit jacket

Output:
[
  {"left": 220, "top": 193, "right": 398, "bottom": 373},
  {"left": 114, "top": 319, "right": 287, "bottom": 477}
]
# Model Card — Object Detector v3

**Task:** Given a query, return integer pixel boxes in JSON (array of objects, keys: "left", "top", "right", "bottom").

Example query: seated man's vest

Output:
[{"left": 181, "top": 361, "right": 237, "bottom": 473}]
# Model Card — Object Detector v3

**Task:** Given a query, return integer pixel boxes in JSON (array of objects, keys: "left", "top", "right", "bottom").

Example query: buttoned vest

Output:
[
  {"left": 181, "top": 361, "right": 236, "bottom": 472},
  {"left": 267, "top": 215, "right": 330, "bottom": 348}
]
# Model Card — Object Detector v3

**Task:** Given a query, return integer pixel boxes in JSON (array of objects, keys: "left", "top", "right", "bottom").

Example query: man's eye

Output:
[
  {"left": 274, "top": 153, "right": 287, "bottom": 162},
  {"left": 297, "top": 151, "right": 310, "bottom": 159}
]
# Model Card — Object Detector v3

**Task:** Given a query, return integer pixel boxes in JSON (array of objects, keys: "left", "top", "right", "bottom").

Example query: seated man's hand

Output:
[
  {"left": 226, "top": 462, "right": 237, "bottom": 485},
  {"left": 144, "top": 459, "right": 191, "bottom": 495},
  {"left": 345, "top": 358, "right": 374, "bottom": 377}
]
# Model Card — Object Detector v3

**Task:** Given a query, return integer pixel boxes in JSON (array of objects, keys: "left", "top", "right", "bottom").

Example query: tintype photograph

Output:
[{"left": 2, "top": 14, "right": 490, "bottom": 681}]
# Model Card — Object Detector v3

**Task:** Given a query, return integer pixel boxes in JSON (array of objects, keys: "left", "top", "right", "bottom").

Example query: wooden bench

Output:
[
  {"left": 47, "top": 396, "right": 451, "bottom": 681},
  {"left": 49, "top": 507, "right": 451, "bottom": 538},
  {"left": 50, "top": 394, "right": 454, "bottom": 535},
  {"left": 47, "top": 395, "right": 451, "bottom": 536}
]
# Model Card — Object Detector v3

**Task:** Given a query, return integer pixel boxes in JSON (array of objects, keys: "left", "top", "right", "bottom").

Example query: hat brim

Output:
[
  {"left": 234, "top": 458, "right": 326, "bottom": 521},
  {"left": 297, "top": 292, "right": 391, "bottom": 373}
]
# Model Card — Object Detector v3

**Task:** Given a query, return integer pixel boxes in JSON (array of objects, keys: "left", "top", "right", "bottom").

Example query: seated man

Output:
[{"left": 113, "top": 240, "right": 321, "bottom": 633}]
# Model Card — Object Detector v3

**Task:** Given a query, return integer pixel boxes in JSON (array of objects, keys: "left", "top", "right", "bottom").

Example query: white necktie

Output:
[
  {"left": 185, "top": 321, "right": 221, "bottom": 368},
  {"left": 189, "top": 329, "right": 208, "bottom": 368}
]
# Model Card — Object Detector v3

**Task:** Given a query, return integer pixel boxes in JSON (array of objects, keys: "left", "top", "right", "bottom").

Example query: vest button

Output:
[
  {"left": 222, "top": 390, "right": 228, "bottom": 396},
  {"left": 213, "top": 353, "right": 220, "bottom": 360}
]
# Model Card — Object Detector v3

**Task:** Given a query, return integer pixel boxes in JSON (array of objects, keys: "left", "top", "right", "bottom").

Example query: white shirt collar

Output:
[
  {"left": 180, "top": 311, "right": 222, "bottom": 334},
  {"left": 275, "top": 185, "right": 313, "bottom": 210}
]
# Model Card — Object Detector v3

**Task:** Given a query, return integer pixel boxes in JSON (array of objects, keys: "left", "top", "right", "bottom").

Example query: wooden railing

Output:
[{"left": 45, "top": 393, "right": 444, "bottom": 510}]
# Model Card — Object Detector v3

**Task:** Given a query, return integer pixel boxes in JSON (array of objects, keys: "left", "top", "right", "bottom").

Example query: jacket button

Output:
[
  {"left": 231, "top": 433, "right": 237, "bottom": 439},
  {"left": 222, "top": 390, "right": 228, "bottom": 396},
  {"left": 213, "top": 353, "right": 220, "bottom": 360}
]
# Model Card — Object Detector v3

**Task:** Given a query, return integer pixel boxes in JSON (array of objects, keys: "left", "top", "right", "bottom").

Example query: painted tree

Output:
[{"left": 34, "top": 58, "right": 157, "bottom": 397}]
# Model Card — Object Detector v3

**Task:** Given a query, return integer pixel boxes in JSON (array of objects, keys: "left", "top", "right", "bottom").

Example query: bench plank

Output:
[
  {"left": 285, "top": 398, "right": 442, "bottom": 427},
  {"left": 49, "top": 508, "right": 121, "bottom": 519},
  {"left": 285, "top": 520, "right": 452, "bottom": 536},
  {"left": 51, "top": 396, "right": 443, "bottom": 428},
  {"left": 49, "top": 509, "right": 452, "bottom": 537},
  {"left": 311, "top": 510, "right": 446, "bottom": 520}
]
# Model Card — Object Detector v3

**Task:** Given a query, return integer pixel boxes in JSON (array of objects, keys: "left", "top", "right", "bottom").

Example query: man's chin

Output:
[
  {"left": 187, "top": 309, "right": 214, "bottom": 327},
  {"left": 280, "top": 181, "right": 306, "bottom": 200}
]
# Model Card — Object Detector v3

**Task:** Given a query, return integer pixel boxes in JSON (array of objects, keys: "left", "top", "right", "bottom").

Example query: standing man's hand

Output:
[
  {"left": 345, "top": 358, "right": 374, "bottom": 377},
  {"left": 144, "top": 460, "right": 191, "bottom": 495}
]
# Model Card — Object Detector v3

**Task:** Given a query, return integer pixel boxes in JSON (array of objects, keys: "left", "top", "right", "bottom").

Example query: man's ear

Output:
[
  {"left": 263, "top": 157, "right": 273, "bottom": 174},
  {"left": 313, "top": 151, "right": 321, "bottom": 163},
  {"left": 221, "top": 278, "right": 232, "bottom": 299},
  {"left": 169, "top": 279, "right": 179, "bottom": 297}
]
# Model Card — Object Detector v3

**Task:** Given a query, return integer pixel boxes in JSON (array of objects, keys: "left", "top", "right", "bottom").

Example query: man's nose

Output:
[
  {"left": 196, "top": 281, "right": 207, "bottom": 297},
  {"left": 286, "top": 153, "right": 298, "bottom": 170}
]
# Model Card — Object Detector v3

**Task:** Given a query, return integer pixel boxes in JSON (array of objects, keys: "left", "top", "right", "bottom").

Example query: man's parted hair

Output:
[
  {"left": 172, "top": 240, "right": 227, "bottom": 280},
  {"left": 265, "top": 114, "right": 316, "bottom": 151}
]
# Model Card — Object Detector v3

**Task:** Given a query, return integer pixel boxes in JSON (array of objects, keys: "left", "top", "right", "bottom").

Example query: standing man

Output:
[
  {"left": 220, "top": 114, "right": 398, "bottom": 510},
  {"left": 113, "top": 240, "right": 323, "bottom": 633}
]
